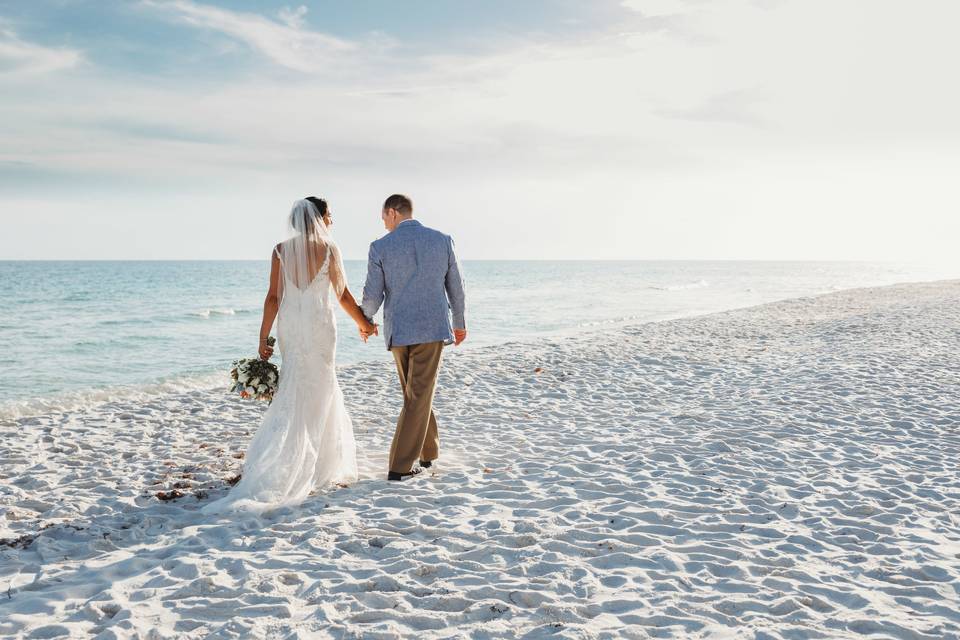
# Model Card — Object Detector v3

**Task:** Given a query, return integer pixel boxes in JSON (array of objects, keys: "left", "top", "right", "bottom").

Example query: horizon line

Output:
[{"left": 0, "top": 258, "right": 954, "bottom": 264}]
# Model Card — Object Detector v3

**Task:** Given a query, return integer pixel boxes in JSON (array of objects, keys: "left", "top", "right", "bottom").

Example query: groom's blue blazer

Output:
[{"left": 360, "top": 219, "right": 466, "bottom": 350}]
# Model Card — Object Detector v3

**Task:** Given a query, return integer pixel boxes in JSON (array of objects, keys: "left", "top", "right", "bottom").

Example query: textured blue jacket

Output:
[{"left": 361, "top": 220, "right": 466, "bottom": 350}]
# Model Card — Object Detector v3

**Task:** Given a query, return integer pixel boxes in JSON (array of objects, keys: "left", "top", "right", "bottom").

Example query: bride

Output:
[{"left": 203, "top": 197, "right": 375, "bottom": 514}]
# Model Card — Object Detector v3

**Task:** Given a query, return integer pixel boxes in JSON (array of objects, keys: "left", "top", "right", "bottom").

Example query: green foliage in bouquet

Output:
[{"left": 230, "top": 337, "right": 279, "bottom": 402}]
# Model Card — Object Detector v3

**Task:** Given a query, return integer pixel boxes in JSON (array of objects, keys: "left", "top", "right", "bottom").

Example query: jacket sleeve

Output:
[
  {"left": 444, "top": 235, "right": 466, "bottom": 330},
  {"left": 360, "top": 242, "right": 385, "bottom": 321}
]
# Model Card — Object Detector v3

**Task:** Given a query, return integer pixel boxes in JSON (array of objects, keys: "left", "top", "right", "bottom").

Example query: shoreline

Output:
[
  {"left": 4, "top": 276, "right": 958, "bottom": 424},
  {"left": 1, "top": 278, "right": 958, "bottom": 637}
]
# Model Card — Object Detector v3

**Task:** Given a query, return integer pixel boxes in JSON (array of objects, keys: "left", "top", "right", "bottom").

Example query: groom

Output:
[{"left": 360, "top": 194, "right": 467, "bottom": 481}]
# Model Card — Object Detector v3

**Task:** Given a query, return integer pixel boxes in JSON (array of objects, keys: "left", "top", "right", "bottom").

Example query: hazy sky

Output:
[{"left": 2, "top": 1, "right": 959, "bottom": 260}]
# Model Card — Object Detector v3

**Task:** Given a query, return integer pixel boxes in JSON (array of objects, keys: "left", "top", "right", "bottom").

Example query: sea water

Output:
[{"left": 2, "top": 260, "right": 957, "bottom": 418}]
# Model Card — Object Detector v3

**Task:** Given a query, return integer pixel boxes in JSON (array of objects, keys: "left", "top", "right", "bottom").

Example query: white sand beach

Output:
[{"left": 1, "top": 280, "right": 959, "bottom": 639}]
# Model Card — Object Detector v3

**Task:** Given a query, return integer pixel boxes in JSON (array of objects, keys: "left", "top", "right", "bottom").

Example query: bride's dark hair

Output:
[
  {"left": 292, "top": 196, "right": 328, "bottom": 234},
  {"left": 305, "top": 196, "right": 328, "bottom": 217}
]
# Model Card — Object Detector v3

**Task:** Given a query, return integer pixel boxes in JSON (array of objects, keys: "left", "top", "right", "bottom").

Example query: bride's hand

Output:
[{"left": 259, "top": 338, "right": 274, "bottom": 360}]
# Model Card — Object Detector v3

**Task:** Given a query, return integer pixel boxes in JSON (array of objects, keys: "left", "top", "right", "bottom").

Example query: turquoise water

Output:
[{"left": 2, "top": 260, "right": 957, "bottom": 417}]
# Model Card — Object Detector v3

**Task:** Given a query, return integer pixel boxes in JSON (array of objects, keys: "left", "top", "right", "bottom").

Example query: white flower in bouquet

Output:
[{"left": 230, "top": 337, "right": 279, "bottom": 402}]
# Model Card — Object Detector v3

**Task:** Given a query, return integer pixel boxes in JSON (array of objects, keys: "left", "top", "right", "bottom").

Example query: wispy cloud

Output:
[
  {"left": 619, "top": 0, "right": 773, "bottom": 44},
  {"left": 655, "top": 87, "right": 768, "bottom": 127},
  {"left": 621, "top": 0, "right": 775, "bottom": 17},
  {"left": 620, "top": 0, "right": 709, "bottom": 18},
  {"left": 141, "top": 0, "right": 355, "bottom": 72},
  {"left": 0, "top": 25, "right": 81, "bottom": 75},
  {"left": 277, "top": 5, "right": 308, "bottom": 29}
]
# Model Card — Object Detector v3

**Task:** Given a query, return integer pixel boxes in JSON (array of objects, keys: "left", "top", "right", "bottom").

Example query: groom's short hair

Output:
[{"left": 383, "top": 194, "right": 413, "bottom": 216}]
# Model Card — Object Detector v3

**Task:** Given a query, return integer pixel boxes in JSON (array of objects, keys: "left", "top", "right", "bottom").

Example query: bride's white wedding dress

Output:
[{"left": 203, "top": 242, "right": 358, "bottom": 515}]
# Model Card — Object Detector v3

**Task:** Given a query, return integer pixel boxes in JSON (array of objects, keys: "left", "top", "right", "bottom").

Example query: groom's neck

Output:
[{"left": 393, "top": 216, "right": 414, "bottom": 230}]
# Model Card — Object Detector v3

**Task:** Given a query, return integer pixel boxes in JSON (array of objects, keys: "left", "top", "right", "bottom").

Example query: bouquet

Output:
[{"left": 230, "top": 337, "right": 279, "bottom": 402}]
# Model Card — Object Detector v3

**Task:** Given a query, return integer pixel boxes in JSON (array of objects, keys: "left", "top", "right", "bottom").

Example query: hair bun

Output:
[{"left": 305, "top": 196, "right": 328, "bottom": 216}]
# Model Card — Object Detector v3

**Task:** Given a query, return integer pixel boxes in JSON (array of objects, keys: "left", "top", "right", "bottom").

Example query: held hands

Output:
[
  {"left": 354, "top": 321, "right": 460, "bottom": 344},
  {"left": 359, "top": 320, "right": 379, "bottom": 343}
]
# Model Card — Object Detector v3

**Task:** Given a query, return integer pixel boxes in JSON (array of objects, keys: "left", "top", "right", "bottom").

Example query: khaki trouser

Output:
[{"left": 389, "top": 341, "right": 443, "bottom": 474}]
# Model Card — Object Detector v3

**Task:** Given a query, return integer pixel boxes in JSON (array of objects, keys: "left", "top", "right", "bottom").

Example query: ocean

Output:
[{"left": 2, "top": 260, "right": 957, "bottom": 419}]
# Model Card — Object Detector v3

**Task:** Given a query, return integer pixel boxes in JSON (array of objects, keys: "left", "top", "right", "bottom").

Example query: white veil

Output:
[{"left": 277, "top": 198, "right": 347, "bottom": 299}]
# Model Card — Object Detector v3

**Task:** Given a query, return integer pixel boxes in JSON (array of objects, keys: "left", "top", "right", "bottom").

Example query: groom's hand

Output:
[
  {"left": 359, "top": 322, "right": 379, "bottom": 342},
  {"left": 454, "top": 329, "right": 467, "bottom": 346}
]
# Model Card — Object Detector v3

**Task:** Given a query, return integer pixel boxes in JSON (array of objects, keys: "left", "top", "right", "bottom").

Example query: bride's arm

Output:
[
  {"left": 338, "top": 287, "right": 376, "bottom": 337},
  {"left": 258, "top": 248, "right": 282, "bottom": 359}
]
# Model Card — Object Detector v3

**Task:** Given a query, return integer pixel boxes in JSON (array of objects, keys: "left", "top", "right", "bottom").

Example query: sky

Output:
[{"left": 1, "top": 0, "right": 959, "bottom": 261}]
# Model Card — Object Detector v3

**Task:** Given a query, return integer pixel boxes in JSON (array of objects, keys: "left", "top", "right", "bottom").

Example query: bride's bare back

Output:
[{"left": 276, "top": 239, "right": 329, "bottom": 291}]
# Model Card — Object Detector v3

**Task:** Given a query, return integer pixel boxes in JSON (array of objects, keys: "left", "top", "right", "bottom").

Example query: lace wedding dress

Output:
[{"left": 203, "top": 210, "right": 358, "bottom": 515}]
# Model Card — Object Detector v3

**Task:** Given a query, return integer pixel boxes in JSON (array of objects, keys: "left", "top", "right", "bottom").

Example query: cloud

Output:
[
  {"left": 621, "top": 0, "right": 777, "bottom": 17},
  {"left": 620, "top": 0, "right": 710, "bottom": 18},
  {"left": 142, "top": 0, "right": 355, "bottom": 72},
  {"left": 619, "top": 0, "right": 778, "bottom": 44},
  {"left": 83, "top": 117, "right": 229, "bottom": 144},
  {"left": 277, "top": 5, "right": 308, "bottom": 29},
  {"left": 655, "top": 87, "right": 768, "bottom": 127},
  {"left": 0, "top": 26, "right": 82, "bottom": 75}
]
